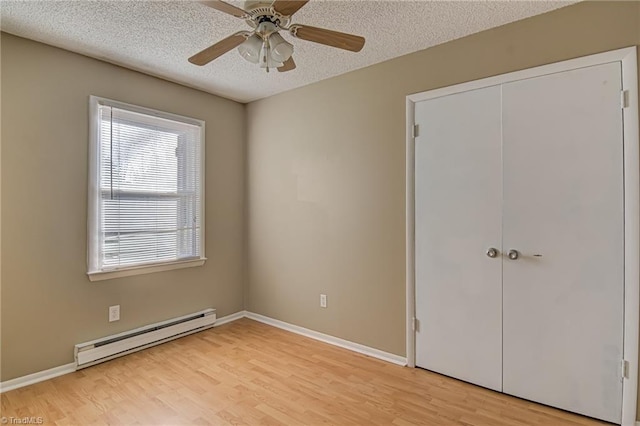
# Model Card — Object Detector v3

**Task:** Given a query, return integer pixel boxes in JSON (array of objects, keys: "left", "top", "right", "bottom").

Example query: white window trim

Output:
[
  {"left": 87, "top": 96, "right": 206, "bottom": 281},
  {"left": 88, "top": 258, "right": 206, "bottom": 282}
]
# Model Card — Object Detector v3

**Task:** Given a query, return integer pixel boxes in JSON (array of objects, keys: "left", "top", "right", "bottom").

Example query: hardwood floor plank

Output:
[{"left": 0, "top": 318, "right": 610, "bottom": 425}]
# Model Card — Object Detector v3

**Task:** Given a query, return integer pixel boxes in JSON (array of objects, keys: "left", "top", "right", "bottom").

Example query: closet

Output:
[{"left": 410, "top": 50, "right": 637, "bottom": 425}]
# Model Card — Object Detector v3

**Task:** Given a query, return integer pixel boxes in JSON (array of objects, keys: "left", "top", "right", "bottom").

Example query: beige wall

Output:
[
  {"left": 0, "top": 33, "right": 246, "bottom": 381},
  {"left": 2, "top": 0, "right": 640, "bottom": 418},
  {"left": 246, "top": 0, "right": 640, "bottom": 373}
]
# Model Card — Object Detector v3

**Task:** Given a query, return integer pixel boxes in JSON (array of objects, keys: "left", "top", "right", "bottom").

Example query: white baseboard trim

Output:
[
  {"left": 0, "top": 362, "right": 76, "bottom": 393},
  {"left": 245, "top": 312, "right": 407, "bottom": 366},
  {"left": 215, "top": 310, "right": 248, "bottom": 327},
  {"left": 1, "top": 310, "right": 407, "bottom": 393}
]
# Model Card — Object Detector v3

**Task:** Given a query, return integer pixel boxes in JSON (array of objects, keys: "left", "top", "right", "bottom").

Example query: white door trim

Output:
[{"left": 405, "top": 46, "right": 639, "bottom": 426}]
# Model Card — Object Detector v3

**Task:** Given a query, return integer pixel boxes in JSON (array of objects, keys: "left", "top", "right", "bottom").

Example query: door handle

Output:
[
  {"left": 486, "top": 248, "right": 499, "bottom": 258},
  {"left": 508, "top": 249, "right": 519, "bottom": 260}
]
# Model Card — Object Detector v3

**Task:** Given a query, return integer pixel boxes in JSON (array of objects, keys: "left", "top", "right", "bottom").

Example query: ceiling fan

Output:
[{"left": 189, "top": 0, "right": 366, "bottom": 73}]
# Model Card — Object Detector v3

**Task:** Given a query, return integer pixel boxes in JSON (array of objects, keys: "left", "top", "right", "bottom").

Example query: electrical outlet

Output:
[
  {"left": 109, "top": 305, "right": 120, "bottom": 322},
  {"left": 320, "top": 294, "right": 327, "bottom": 308}
]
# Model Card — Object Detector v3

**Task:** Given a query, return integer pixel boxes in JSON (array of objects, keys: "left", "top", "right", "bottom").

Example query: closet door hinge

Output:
[
  {"left": 621, "top": 359, "right": 629, "bottom": 379},
  {"left": 621, "top": 90, "right": 629, "bottom": 109},
  {"left": 412, "top": 124, "right": 419, "bottom": 138},
  {"left": 412, "top": 317, "right": 419, "bottom": 332}
]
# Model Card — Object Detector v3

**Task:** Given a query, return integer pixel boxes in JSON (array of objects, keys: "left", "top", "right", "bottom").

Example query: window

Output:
[{"left": 88, "top": 96, "right": 205, "bottom": 281}]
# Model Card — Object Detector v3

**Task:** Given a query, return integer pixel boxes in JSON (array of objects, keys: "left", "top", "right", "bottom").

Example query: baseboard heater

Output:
[{"left": 74, "top": 308, "right": 216, "bottom": 369}]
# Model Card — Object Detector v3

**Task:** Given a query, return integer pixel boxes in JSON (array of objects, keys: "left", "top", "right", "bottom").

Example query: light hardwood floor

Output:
[{"left": 1, "top": 318, "right": 609, "bottom": 425}]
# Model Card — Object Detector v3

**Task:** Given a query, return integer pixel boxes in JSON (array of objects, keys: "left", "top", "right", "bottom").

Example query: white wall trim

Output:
[
  {"left": 407, "top": 47, "right": 637, "bottom": 104},
  {"left": 0, "top": 363, "right": 76, "bottom": 393},
  {"left": 0, "top": 310, "right": 407, "bottom": 394},
  {"left": 406, "top": 96, "right": 416, "bottom": 369},
  {"left": 406, "top": 46, "right": 639, "bottom": 426},
  {"left": 88, "top": 258, "right": 207, "bottom": 282},
  {"left": 214, "top": 310, "right": 248, "bottom": 326},
  {"left": 245, "top": 312, "right": 407, "bottom": 366},
  {"left": 621, "top": 47, "right": 639, "bottom": 426}
]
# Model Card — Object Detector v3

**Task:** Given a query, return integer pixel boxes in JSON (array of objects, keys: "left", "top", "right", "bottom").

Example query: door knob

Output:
[
  {"left": 486, "top": 248, "right": 499, "bottom": 258},
  {"left": 508, "top": 249, "right": 519, "bottom": 260}
]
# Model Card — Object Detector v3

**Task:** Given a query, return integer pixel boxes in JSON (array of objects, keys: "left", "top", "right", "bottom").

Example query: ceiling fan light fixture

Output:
[
  {"left": 237, "top": 34, "right": 263, "bottom": 64},
  {"left": 269, "top": 32, "right": 294, "bottom": 63},
  {"left": 259, "top": 41, "right": 284, "bottom": 70}
]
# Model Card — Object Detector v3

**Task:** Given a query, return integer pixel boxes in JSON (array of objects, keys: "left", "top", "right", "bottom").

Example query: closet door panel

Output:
[
  {"left": 414, "top": 87, "right": 503, "bottom": 391},
  {"left": 502, "top": 62, "right": 624, "bottom": 423}
]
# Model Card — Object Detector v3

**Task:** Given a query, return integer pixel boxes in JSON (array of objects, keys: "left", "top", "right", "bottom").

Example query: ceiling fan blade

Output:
[
  {"left": 199, "top": 1, "right": 248, "bottom": 18},
  {"left": 272, "top": 0, "right": 309, "bottom": 16},
  {"left": 189, "top": 31, "right": 250, "bottom": 66},
  {"left": 289, "top": 25, "right": 365, "bottom": 52},
  {"left": 278, "top": 56, "right": 296, "bottom": 72}
]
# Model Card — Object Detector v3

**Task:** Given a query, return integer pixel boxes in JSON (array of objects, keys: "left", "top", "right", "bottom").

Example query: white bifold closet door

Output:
[
  {"left": 414, "top": 86, "right": 503, "bottom": 392},
  {"left": 501, "top": 62, "right": 624, "bottom": 423}
]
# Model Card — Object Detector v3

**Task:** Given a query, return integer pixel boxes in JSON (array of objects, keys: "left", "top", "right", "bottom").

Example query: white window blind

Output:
[{"left": 88, "top": 97, "right": 205, "bottom": 279}]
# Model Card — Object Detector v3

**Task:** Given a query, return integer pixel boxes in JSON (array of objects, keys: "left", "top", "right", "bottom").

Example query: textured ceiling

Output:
[{"left": 1, "top": 0, "right": 576, "bottom": 103}]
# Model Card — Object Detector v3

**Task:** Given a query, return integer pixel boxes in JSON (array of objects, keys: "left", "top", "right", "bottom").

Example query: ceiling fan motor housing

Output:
[{"left": 243, "top": 1, "right": 290, "bottom": 28}]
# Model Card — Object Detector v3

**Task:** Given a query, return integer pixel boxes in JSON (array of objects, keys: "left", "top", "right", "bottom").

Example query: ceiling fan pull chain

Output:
[{"left": 264, "top": 38, "right": 270, "bottom": 73}]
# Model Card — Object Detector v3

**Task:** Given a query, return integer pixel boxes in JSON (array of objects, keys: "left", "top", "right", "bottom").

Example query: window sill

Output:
[{"left": 87, "top": 258, "right": 207, "bottom": 282}]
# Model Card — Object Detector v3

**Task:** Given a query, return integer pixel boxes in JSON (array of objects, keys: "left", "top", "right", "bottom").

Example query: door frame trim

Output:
[{"left": 405, "top": 46, "right": 639, "bottom": 425}]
